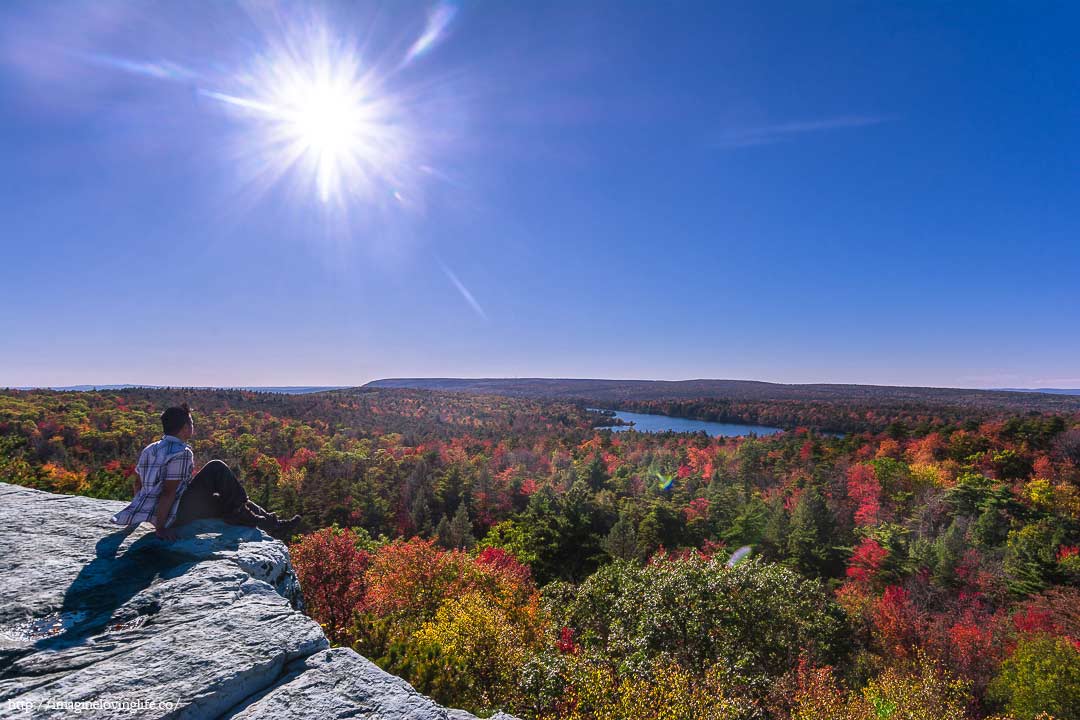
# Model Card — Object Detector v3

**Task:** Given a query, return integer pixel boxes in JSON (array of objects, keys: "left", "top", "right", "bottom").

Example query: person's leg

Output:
[
  {"left": 172, "top": 467, "right": 227, "bottom": 527},
  {"left": 244, "top": 499, "right": 275, "bottom": 519},
  {"left": 195, "top": 460, "right": 303, "bottom": 533},
  {"left": 176, "top": 460, "right": 260, "bottom": 526},
  {"left": 198, "top": 460, "right": 250, "bottom": 510},
  {"left": 177, "top": 459, "right": 302, "bottom": 534}
]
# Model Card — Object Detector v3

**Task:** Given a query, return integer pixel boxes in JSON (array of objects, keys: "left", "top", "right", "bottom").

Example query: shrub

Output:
[{"left": 548, "top": 555, "right": 848, "bottom": 694}]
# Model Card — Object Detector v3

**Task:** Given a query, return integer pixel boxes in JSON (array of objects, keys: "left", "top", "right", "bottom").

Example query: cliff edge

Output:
[{"left": 0, "top": 483, "right": 517, "bottom": 719}]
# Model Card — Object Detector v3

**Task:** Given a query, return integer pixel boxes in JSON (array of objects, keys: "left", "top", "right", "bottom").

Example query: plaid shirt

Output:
[{"left": 111, "top": 435, "right": 194, "bottom": 528}]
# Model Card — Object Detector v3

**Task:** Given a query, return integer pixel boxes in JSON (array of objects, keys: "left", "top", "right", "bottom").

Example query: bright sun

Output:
[
  {"left": 292, "top": 82, "right": 358, "bottom": 157},
  {"left": 277, "top": 74, "right": 378, "bottom": 203},
  {"left": 209, "top": 27, "right": 415, "bottom": 207}
]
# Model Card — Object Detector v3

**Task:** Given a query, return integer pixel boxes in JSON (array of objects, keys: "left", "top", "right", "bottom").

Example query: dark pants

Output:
[{"left": 173, "top": 460, "right": 262, "bottom": 528}]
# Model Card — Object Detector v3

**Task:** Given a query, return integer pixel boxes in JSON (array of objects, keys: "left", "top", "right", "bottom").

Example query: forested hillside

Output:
[
  {"left": 2, "top": 386, "right": 1078, "bottom": 719},
  {"left": 367, "top": 378, "right": 1080, "bottom": 434},
  {"left": 365, "top": 378, "right": 1080, "bottom": 410}
]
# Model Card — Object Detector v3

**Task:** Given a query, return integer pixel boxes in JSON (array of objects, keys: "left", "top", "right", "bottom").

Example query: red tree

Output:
[
  {"left": 847, "top": 464, "right": 881, "bottom": 526},
  {"left": 291, "top": 528, "right": 370, "bottom": 645},
  {"left": 847, "top": 537, "right": 888, "bottom": 586}
]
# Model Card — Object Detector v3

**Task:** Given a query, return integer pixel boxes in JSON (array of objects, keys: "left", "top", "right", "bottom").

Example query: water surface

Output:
[{"left": 593, "top": 409, "right": 783, "bottom": 437}]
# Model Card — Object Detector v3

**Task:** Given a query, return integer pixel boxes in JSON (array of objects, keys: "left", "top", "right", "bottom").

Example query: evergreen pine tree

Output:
[
  {"left": 933, "top": 517, "right": 969, "bottom": 586},
  {"left": 721, "top": 495, "right": 769, "bottom": 547},
  {"left": 786, "top": 486, "right": 836, "bottom": 577},
  {"left": 706, "top": 473, "right": 741, "bottom": 537},
  {"left": 759, "top": 494, "right": 790, "bottom": 560},
  {"left": 579, "top": 454, "right": 610, "bottom": 491},
  {"left": 603, "top": 514, "right": 639, "bottom": 561},
  {"left": 972, "top": 505, "right": 1009, "bottom": 547},
  {"left": 409, "top": 492, "right": 433, "bottom": 537},
  {"left": 637, "top": 512, "right": 663, "bottom": 559},
  {"left": 435, "top": 514, "right": 453, "bottom": 548},
  {"left": 448, "top": 500, "right": 476, "bottom": 550}
]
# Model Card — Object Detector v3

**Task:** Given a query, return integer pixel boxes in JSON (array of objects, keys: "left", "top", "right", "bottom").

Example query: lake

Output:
[{"left": 592, "top": 409, "right": 784, "bottom": 437}]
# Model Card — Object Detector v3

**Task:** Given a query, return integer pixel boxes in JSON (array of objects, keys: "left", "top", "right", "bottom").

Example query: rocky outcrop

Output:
[{"left": 0, "top": 483, "right": 518, "bottom": 719}]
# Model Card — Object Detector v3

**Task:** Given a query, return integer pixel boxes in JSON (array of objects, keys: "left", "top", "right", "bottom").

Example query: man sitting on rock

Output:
[{"left": 111, "top": 404, "right": 300, "bottom": 541}]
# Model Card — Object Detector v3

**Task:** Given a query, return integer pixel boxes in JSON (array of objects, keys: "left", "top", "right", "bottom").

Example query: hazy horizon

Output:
[{"left": 7, "top": 376, "right": 1080, "bottom": 394}]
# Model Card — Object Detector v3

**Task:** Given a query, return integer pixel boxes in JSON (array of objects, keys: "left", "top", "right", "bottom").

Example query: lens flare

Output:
[
  {"left": 727, "top": 545, "right": 752, "bottom": 567},
  {"left": 403, "top": 2, "right": 457, "bottom": 67}
]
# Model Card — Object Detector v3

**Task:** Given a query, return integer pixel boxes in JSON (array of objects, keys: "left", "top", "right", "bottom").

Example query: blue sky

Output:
[{"left": 1, "top": 1, "right": 1077, "bottom": 388}]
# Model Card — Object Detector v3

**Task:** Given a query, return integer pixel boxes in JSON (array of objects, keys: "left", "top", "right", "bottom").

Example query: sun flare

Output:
[
  {"left": 209, "top": 26, "right": 418, "bottom": 207},
  {"left": 292, "top": 82, "right": 360, "bottom": 156},
  {"left": 273, "top": 71, "right": 381, "bottom": 203}
]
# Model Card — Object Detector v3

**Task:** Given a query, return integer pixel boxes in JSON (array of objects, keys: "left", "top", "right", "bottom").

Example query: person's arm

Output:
[
  {"left": 132, "top": 453, "right": 144, "bottom": 497},
  {"left": 153, "top": 450, "right": 192, "bottom": 541},
  {"left": 154, "top": 479, "right": 180, "bottom": 540}
]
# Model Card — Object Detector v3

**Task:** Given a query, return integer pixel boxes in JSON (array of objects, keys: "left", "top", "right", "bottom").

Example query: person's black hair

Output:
[{"left": 161, "top": 404, "right": 192, "bottom": 435}]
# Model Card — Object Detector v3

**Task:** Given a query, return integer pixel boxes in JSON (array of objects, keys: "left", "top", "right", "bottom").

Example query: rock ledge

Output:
[{"left": 0, "top": 483, "right": 516, "bottom": 719}]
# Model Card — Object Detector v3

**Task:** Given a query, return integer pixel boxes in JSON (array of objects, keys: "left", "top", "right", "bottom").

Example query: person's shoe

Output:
[
  {"left": 255, "top": 513, "right": 302, "bottom": 537},
  {"left": 274, "top": 514, "right": 302, "bottom": 538}
]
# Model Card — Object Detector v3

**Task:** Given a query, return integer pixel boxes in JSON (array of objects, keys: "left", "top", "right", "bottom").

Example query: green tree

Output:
[
  {"left": 721, "top": 494, "right": 769, "bottom": 548},
  {"left": 705, "top": 472, "right": 742, "bottom": 534},
  {"left": 1004, "top": 521, "right": 1061, "bottom": 596},
  {"left": 637, "top": 512, "right": 663, "bottom": 559},
  {"left": 870, "top": 456, "right": 910, "bottom": 498},
  {"left": 478, "top": 518, "right": 545, "bottom": 569},
  {"left": 579, "top": 454, "right": 609, "bottom": 491},
  {"left": 550, "top": 556, "right": 848, "bottom": 692},
  {"left": 945, "top": 473, "right": 1010, "bottom": 517},
  {"left": 603, "top": 514, "right": 639, "bottom": 562},
  {"left": 435, "top": 514, "right": 453, "bottom": 548},
  {"left": 988, "top": 634, "right": 1080, "bottom": 720},
  {"left": 991, "top": 449, "right": 1034, "bottom": 481},
  {"left": 933, "top": 517, "right": 969, "bottom": 587},
  {"left": 971, "top": 505, "right": 1010, "bottom": 547},
  {"left": 447, "top": 500, "right": 476, "bottom": 550},
  {"left": 759, "top": 494, "right": 789, "bottom": 561},
  {"left": 786, "top": 486, "right": 837, "bottom": 577},
  {"left": 554, "top": 480, "right": 608, "bottom": 581},
  {"left": 410, "top": 492, "right": 433, "bottom": 537}
]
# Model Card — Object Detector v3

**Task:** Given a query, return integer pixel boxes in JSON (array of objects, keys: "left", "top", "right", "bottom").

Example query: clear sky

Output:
[{"left": 1, "top": 1, "right": 1077, "bottom": 388}]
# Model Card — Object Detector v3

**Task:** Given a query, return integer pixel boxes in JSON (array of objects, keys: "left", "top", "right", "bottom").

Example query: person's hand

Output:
[{"left": 155, "top": 527, "right": 178, "bottom": 542}]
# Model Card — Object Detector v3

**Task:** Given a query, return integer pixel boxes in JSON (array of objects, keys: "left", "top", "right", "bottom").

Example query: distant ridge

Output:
[
  {"left": 998, "top": 388, "right": 1080, "bottom": 396},
  {"left": 365, "top": 377, "right": 1080, "bottom": 412},
  {"left": 8, "top": 385, "right": 347, "bottom": 394}
]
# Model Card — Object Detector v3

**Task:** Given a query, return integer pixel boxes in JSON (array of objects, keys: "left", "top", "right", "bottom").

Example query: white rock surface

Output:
[
  {"left": 226, "top": 648, "right": 520, "bottom": 720},
  {"left": 0, "top": 483, "right": 517, "bottom": 719}
]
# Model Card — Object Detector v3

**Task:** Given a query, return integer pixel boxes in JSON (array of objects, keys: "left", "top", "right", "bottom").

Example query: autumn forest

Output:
[{"left": 1, "top": 385, "right": 1078, "bottom": 719}]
